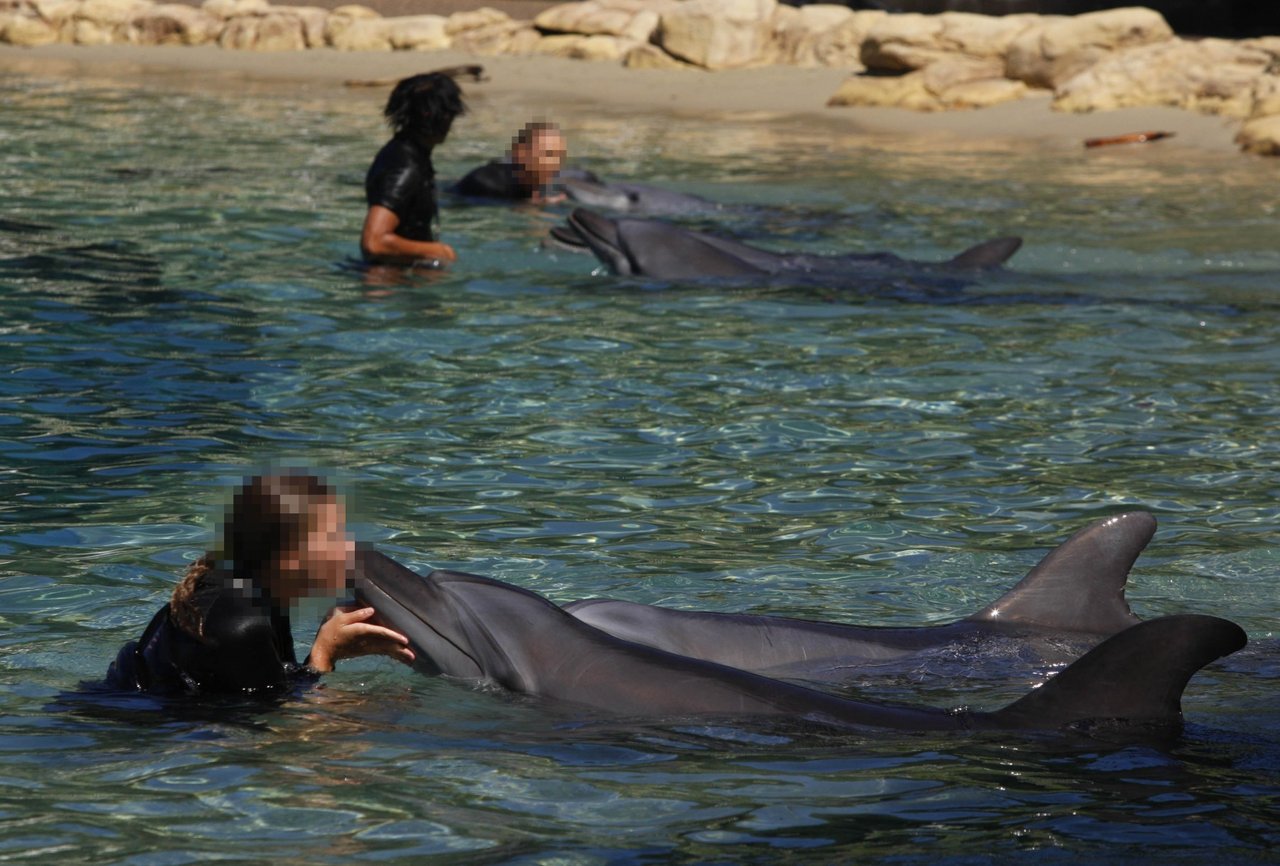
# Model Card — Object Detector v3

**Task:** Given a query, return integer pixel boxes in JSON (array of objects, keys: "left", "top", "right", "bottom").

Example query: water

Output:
[{"left": 1, "top": 64, "right": 1278, "bottom": 864}]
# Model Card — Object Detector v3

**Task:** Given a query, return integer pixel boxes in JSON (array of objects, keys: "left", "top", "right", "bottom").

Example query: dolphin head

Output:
[
  {"left": 565, "top": 209, "right": 766, "bottom": 280},
  {"left": 561, "top": 179, "right": 638, "bottom": 212},
  {"left": 567, "top": 209, "right": 636, "bottom": 275}
]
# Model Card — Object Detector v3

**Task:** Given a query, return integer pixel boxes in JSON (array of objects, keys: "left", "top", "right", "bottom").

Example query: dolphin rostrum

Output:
[
  {"left": 554, "top": 208, "right": 1022, "bottom": 284},
  {"left": 352, "top": 544, "right": 1244, "bottom": 734},
  {"left": 564, "top": 512, "right": 1155, "bottom": 682}
]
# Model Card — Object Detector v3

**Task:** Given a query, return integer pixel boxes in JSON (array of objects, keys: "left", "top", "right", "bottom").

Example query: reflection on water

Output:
[{"left": 0, "top": 66, "right": 1277, "bottom": 864}]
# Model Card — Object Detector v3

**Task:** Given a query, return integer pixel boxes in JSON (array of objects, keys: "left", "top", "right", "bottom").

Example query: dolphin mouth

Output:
[{"left": 565, "top": 208, "right": 632, "bottom": 275}]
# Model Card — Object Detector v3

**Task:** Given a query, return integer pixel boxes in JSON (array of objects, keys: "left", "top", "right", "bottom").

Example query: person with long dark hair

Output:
[
  {"left": 361, "top": 72, "right": 467, "bottom": 267},
  {"left": 107, "top": 473, "right": 413, "bottom": 695}
]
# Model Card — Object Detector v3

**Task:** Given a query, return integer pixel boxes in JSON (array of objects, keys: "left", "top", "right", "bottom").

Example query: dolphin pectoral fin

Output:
[
  {"left": 946, "top": 236, "right": 1022, "bottom": 269},
  {"left": 968, "top": 511, "right": 1152, "bottom": 635},
  {"left": 986, "top": 615, "right": 1246, "bottom": 730}
]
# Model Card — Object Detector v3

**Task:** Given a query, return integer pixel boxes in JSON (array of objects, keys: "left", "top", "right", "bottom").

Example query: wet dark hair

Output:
[
  {"left": 384, "top": 72, "right": 467, "bottom": 142},
  {"left": 170, "top": 473, "right": 337, "bottom": 637},
  {"left": 514, "top": 121, "right": 560, "bottom": 147}
]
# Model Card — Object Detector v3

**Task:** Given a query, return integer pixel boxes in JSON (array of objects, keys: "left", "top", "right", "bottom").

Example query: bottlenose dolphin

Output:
[
  {"left": 555, "top": 208, "right": 1022, "bottom": 283},
  {"left": 561, "top": 178, "right": 724, "bottom": 217},
  {"left": 352, "top": 547, "right": 1244, "bottom": 733},
  {"left": 565, "top": 512, "right": 1154, "bottom": 682}
]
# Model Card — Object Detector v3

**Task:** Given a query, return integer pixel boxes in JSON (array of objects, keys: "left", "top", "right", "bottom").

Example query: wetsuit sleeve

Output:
[
  {"left": 452, "top": 162, "right": 527, "bottom": 199},
  {"left": 197, "top": 604, "right": 295, "bottom": 692},
  {"left": 367, "top": 152, "right": 422, "bottom": 216}
]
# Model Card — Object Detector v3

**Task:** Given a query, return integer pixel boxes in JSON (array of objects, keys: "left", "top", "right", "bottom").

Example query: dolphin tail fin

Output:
[
  {"left": 947, "top": 236, "right": 1022, "bottom": 268},
  {"left": 989, "top": 615, "right": 1246, "bottom": 729},
  {"left": 966, "top": 511, "right": 1153, "bottom": 635}
]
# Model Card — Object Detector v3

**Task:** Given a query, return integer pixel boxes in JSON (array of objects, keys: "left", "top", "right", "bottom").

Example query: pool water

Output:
[{"left": 1, "top": 66, "right": 1278, "bottom": 864}]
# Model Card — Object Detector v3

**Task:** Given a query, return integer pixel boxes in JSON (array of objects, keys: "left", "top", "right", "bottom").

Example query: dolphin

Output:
[
  {"left": 352, "top": 546, "right": 1245, "bottom": 734},
  {"left": 555, "top": 208, "right": 1022, "bottom": 284},
  {"left": 560, "top": 178, "right": 725, "bottom": 217},
  {"left": 564, "top": 512, "right": 1155, "bottom": 682}
]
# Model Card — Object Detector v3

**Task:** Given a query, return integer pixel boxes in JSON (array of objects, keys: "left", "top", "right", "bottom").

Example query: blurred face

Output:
[
  {"left": 513, "top": 128, "right": 566, "bottom": 191},
  {"left": 272, "top": 500, "right": 355, "bottom": 602}
]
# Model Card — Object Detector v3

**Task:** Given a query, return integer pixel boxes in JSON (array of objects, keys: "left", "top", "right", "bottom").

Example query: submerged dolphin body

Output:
[
  {"left": 555, "top": 208, "right": 1022, "bottom": 284},
  {"left": 564, "top": 512, "right": 1156, "bottom": 682},
  {"left": 352, "top": 547, "right": 1244, "bottom": 733}
]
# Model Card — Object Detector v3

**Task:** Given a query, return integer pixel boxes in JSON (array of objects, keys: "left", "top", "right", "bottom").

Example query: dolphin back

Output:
[{"left": 967, "top": 511, "right": 1152, "bottom": 635}]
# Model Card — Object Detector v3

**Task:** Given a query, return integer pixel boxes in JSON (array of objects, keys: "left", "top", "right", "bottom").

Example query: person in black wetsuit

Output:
[
  {"left": 106, "top": 473, "right": 414, "bottom": 696},
  {"left": 453, "top": 121, "right": 569, "bottom": 204},
  {"left": 361, "top": 72, "right": 467, "bottom": 267}
]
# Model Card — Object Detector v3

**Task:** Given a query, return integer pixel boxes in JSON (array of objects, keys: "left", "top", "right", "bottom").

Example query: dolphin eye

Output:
[{"left": 626, "top": 192, "right": 640, "bottom": 203}]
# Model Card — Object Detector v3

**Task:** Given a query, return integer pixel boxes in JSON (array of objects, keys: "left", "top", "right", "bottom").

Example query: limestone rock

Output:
[
  {"left": 451, "top": 20, "right": 538, "bottom": 55},
  {"left": 323, "top": 3, "right": 379, "bottom": 46},
  {"left": 657, "top": 0, "right": 777, "bottom": 70},
  {"left": 771, "top": 4, "right": 865, "bottom": 68},
  {"left": 201, "top": 0, "right": 267, "bottom": 19},
  {"left": 268, "top": 6, "right": 327, "bottom": 48},
  {"left": 1243, "top": 70, "right": 1280, "bottom": 119},
  {"left": 129, "top": 3, "right": 220, "bottom": 44},
  {"left": 330, "top": 15, "right": 390, "bottom": 50},
  {"left": 220, "top": 11, "right": 311, "bottom": 50},
  {"left": 1236, "top": 114, "right": 1280, "bottom": 156},
  {"left": 1053, "top": 37, "right": 1273, "bottom": 117},
  {"left": 387, "top": 14, "right": 450, "bottom": 51},
  {"left": 1005, "top": 6, "right": 1174, "bottom": 90},
  {"left": 532, "top": 31, "right": 636, "bottom": 61},
  {"left": 828, "top": 56, "right": 1026, "bottom": 111},
  {"left": 861, "top": 11, "right": 1039, "bottom": 73},
  {"left": 623, "top": 41, "right": 696, "bottom": 69},
  {"left": 445, "top": 6, "right": 507, "bottom": 36},
  {"left": 535, "top": 0, "right": 666, "bottom": 42},
  {"left": 1, "top": 11, "right": 60, "bottom": 44}
]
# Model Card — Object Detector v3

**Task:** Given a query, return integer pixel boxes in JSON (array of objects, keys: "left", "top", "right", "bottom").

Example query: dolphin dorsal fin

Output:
[
  {"left": 991, "top": 614, "right": 1246, "bottom": 729},
  {"left": 967, "top": 511, "right": 1154, "bottom": 635},
  {"left": 947, "top": 236, "right": 1022, "bottom": 268}
]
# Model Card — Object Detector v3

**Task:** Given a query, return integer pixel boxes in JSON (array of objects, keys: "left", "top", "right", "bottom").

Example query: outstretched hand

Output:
[{"left": 308, "top": 605, "right": 415, "bottom": 672}]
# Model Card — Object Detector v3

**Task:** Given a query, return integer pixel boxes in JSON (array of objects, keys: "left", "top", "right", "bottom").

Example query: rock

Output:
[
  {"left": 657, "top": 0, "right": 777, "bottom": 70},
  {"left": 330, "top": 15, "right": 390, "bottom": 50},
  {"left": 323, "top": 3, "right": 378, "bottom": 46},
  {"left": 1246, "top": 71, "right": 1280, "bottom": 119},
  {"left": 387, "top": 14, "right": 450, "bottom": 51},
  {"left": 532, "top": 31, "right": 636, "bottom": 61},
  {"left": 445, "top": 6, "right": 507, "bottom": 36},
  {"left": 1005, "top": 6, "right": 1174, "bottom": 90},
  {"left": 220, "top": 11, "right": 311, "bottom": 50},
  {"left": 623, "top": 41, "right": 696, "bottom": 69},
  {"left": 1, "top": 11, "right": 60, "bottom": 44},
  {"left": 271, "top": 6, "right": 328, "bottom": 48},
  {"left": 828, "top": 56, "right": 1026, "bottom": 111},
  {"left": 861, "top": 11, "right": 1039, "bottom": 72},
  {"left": 129, "top": 3, "right": 220, "bottom": 44},
  {"left": 201, "top": 0, "right": 267, "bottom": 19},
  {"left": 450, "top": 20, "right": 538, "bottom": 55},
  {"left": 1053, "top": 37, "right": 1273, "bottom": 117},
  {"left": 810, "top": 10, "right": 885, "bottom": 68},
  {"left": 535, "top": 0, "right": 665, "bottom": 42},
  {"left": 1237, "top": 114, "right": 1280, "bottom": 156},
  {"left": 771, "top": 3, "right": 858, "bottom": 67}
]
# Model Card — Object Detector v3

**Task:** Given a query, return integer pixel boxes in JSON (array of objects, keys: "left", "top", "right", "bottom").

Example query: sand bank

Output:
[{"left": 0, "top": 43, "right": 1247, "bottom": 153}]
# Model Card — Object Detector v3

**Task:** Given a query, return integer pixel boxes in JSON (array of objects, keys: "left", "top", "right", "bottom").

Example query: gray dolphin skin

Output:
[
  {"left": 556, "top": 207, "right": 1022, "bottom": 282},
  {"left": 352, "top": 544, "right": 1246, "bottom": 733},
  {"left": 564, "top": 511, "right": 1154, "bottom": 681},
  {"left": 560, "top": 178, "right": 724, "bottom": 216}
]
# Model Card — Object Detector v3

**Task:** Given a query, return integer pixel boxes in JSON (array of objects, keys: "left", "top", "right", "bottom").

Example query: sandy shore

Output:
[{"left": 0, "top": 43, "right": 1247, "bottom": 153}]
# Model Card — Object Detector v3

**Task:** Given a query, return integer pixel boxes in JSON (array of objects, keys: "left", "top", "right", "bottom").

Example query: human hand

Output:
[{"left": 308, "top": 605, "right": 415, "bottom": 671}]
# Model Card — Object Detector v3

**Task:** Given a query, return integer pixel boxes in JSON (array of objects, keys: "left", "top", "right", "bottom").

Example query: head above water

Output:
[
  {"left": 171, "top": 473, "right": 354, "bottom": 636},
  {"left": 384, "top": 72, "right": 467, "bottom": 145},
  {"left": 510, "top": 121, "right": 566, "bottom": 193}
]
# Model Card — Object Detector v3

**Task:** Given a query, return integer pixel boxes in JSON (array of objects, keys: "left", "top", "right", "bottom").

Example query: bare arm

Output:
[
  {"left": 361, "top": 205, "right": 457, "bottom": 265},
  {"left": 308, "top": 605, "right": 416, "bottom": 671}
]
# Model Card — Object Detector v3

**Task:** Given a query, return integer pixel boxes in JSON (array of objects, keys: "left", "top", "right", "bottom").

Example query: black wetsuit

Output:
[
  {"left": 365, "top": 135, "right": 440, "bottom": 241},
  {"left": 107, "top": 570, "right": 318, "bottom": 696},
  {"left": 452, "top": 160, "right": 533, "bottom": 200}
]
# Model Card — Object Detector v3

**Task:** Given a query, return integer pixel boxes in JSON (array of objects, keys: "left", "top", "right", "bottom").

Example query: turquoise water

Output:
[{"left": 1, "top": 66, "right": 1278, "bottom": 864}]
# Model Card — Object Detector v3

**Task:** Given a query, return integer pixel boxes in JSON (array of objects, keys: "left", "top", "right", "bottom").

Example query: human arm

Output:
[
  {"left": 307, "top": 604, "right": 416, "bottom": 672},
  {"left": 360, "top": 205, "right": 457, "bottom": 264}
]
